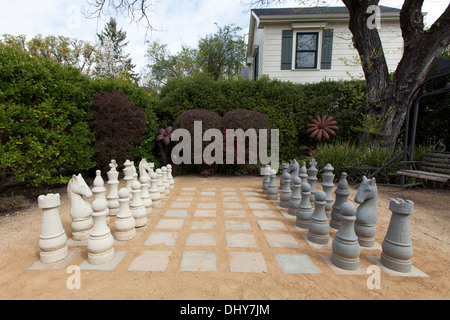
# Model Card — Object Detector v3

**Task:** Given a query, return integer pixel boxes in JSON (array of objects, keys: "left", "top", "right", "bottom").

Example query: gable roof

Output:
[{"left": 251, "top": 6, "right": 401, "bottom": 17}]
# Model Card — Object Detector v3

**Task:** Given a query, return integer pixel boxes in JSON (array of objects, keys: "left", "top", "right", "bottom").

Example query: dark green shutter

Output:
[
  {"left": 320, "top": 29, "right": 334, "bottom": 69},
  {"left": 281, "top": 30, "right": 293, "bottom": 70}
]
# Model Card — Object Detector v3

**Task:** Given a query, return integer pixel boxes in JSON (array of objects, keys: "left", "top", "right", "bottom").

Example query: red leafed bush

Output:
[{"left": 90, "top": 90, "right": 147, "bottom": 170}]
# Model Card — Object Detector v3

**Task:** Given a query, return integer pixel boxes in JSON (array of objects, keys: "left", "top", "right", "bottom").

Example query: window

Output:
[
  {"left": 295, "top": 32, "right": 318, "bottom": 69},
  {"left": 253, "top": 49, "right": 259, "bottom": 80}
]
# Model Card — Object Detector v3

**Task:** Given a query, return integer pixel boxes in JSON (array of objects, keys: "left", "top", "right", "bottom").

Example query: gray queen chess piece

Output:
[{"left": 380, "top": 198, "right": 414, "bottom": 273}]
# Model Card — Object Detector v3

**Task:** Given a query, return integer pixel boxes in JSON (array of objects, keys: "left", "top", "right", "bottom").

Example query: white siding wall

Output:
[
  {"left": 259, "top": 20, "right": 403, "bottom": 83},
  {"left": 251, "top": 24, "right": 265, "bottom": 80}
]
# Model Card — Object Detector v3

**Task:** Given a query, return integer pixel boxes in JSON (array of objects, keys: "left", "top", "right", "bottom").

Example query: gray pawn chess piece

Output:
[
  {"left": 279, "top": 164, "right": 292, "bottom": 208},
  {"left": 307, "top": 158, "right": 318, "bottom": 203},
  {"left": 266, "top": 168, "right": 279, "bottom": 201},
  {"left": 380, "top": 198, "right": 414, "bottom": 273},
  {"left": 288, "top": 175, "right": 302, "bottom": 216},
  {"left": 307, "top": 190, "right": 330, "bottom": 244},
  {"left": 321, "top": 163, "right": 335, "bottom": 218},
  {"left": 331, "top": 202, "right": 361, "bottom": 270},
  {"left": 354, "top": 176, "right": 378, "bottom": 247},
  {"left": 279, "top": 163, "right": 289, "bottom": 189},
  {"left": 330, "top": 172, "right": 350, "bottom": 230},
  {"left": 262, "top": 165, "right": 271, "bottom": 195},
  {"left": 295, "top": 180, "right": 313, "bottom": 229}
]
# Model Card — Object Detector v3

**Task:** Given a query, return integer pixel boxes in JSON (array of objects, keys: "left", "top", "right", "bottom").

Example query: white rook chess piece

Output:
[
  {"left": 156, "top": 168, "right": 165, "bottom": 198},
  {"left": 288, "top": 175, "right": 302, "bottom": 216},
  {"left": 107, "top": 160, "right": 120, "bottom": 216},
  {"left": 307, "top": 190, "right": 330, "bottom": 244},
  {"left": 331, "top": 202, "right": 360, "bottom": 270},
  {"left": 149, "top": 171, "right": 161, "bottom": 207},
  {"left": 114, "top": 188, "right": 136, "bottom": 241},
  {"left": 307, "top": 158, "right": 318, "bottom": 203},
  {"left": 321, "top": 163, "right": 335, "bottom": 218},
  {"left": 167, "top": 164, "right": 175, "bottom": 189},
  {"left": 92, "top": 170, "right": 110, "bottom": 224},
  {"left": 295, "top": 180, "right": 313, "bottom": 229},
  {"left": 330, "top": 173, "right": 350, "bottom": 230},
  {"left": 162, "top": 166, "right": 170, "bottom": 194},
  {"left": 381, "top": 198, "right": 414, "bottom": 273},
  {"left": 38, "top": 193, "right": 69, "bottom": 263},
  {"left": 88, "top": 199, "right": 114, "bottom": 265},
  {"left": 67, "top": 174, "right": 93, "bottom": 241},
  {"left": 266, "top": 168, "right": 278, "bottom": 200},
  {"left": 130, "top": 181, "right": 148, "bottom": 228}
]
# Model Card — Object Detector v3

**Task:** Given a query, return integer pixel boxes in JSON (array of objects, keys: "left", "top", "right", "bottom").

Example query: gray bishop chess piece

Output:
[
  {"left": 295, "top": 180, "right": 313, "bottom": 228},
  {"left": 279, "top": 163, "right": 292, "bottom": 208},
  {"left": 331, "top": 202, "right": 360, "bottom": 270},
  {"left": 307, "top": 158, "right": 318, "bottom": 203},
  {"left": 307, "top": 190, "right": 330, "bottom": 244},
  {"left": 380, "top": 198, "right": 414, "bottom": 273},
  {"left": 321, "top": 163, "right": 335, "bottom": 218},
  {"left": 330, "top": 172, "right": 350, "bottom": 230},
  {"left": 288, "top": 175, "right": 302, "bottom": 216}
]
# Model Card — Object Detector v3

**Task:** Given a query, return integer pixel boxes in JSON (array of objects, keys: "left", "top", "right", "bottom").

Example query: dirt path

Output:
[{"left": 0, "top": 175, "right": 448, "bottom": 300}]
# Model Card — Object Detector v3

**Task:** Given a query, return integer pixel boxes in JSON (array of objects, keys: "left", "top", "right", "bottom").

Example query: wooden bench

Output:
[{"left": 397, "top": 151, "right": 450, "bottom": 183}]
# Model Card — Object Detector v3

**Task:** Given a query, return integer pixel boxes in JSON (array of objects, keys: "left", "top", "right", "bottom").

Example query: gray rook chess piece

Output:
[
  {"left": 330, "top": 172, "right": 350, "bottom": 230},
  {"left": 307, "top": 190, "right": 330, "bottom": 244},
  {"left": 331, "top": 202, "right": 360, "bottom": 270},
  {"left": 380, "top": 198, "right": 414, "bottom": 273},
  {"left": 288, "top": 175, "right": 302, "bottom": 216},
  {"left": 296, "top": 180, "right": 313, "bottom": 228}
]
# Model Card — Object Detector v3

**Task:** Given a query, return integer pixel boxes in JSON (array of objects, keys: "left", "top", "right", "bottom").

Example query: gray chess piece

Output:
[
  {"left": 266, "top": 168, "right": 278, "bottom": 201},
  {"left": 307, "top": 190, "right": 330, "bottom": 244},
  {"left": 330, "top": 172, "right": 350, "bottom": 230},
  {"left": 331, "top": 202, "right": 360, "bottom": 270},
  {"left": 321, "top": 163, "right": 335, "bottom": 218},
  {"left": 295, "top": 180, "right": 313, "bottom": 228},
  {"left": 307, "top": 158, "right": 318, "bottom": 203},
  {"left": 380, "top": 198, "right": 414, "bottom": 273},
  {"left": 288, "top": 159, "right": 299, "bottom": 190},
  {"left": 279, "top": 163, "right": 292, "bottom": 208},
  {"left": 354, "top": 176, "right": 378, "bottom": 247},
  {"left": 288, "top": 175, "right": 302, "bottom": 216},
  {"left": 262, "top": 165, "right": 271, "bottom": 194}
]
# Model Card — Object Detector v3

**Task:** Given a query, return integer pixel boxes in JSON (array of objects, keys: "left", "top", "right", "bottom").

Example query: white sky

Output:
[{"left": 0, "top": 0, "right": 447, "bottom": 76}]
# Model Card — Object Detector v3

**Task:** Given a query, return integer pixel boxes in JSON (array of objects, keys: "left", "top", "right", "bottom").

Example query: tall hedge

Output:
[{"left": 154, "top": 74, "right": 367, "bottom": 162}]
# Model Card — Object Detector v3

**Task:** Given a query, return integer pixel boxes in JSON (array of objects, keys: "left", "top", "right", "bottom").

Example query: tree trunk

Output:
[{"left": 343, "top": 0, "right": 450, "bottom": 149}]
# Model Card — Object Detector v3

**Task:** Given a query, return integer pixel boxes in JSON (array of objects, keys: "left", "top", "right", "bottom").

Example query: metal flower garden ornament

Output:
[{"left": 306, "top": 115, "right": 339, "bottom": 141}]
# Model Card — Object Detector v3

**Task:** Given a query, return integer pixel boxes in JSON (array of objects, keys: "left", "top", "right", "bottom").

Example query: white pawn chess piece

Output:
[
  {"left": 92, "top": 170, "right": 110, "bottom": 224},
  {"left": 167, "top": 164, "right": 175, "bottom": 189},
  {"left": 114, "top": 188, "right": 136, "bottom": 241},
  {"left": 87, "top": 199, "right": 114, "bottom": 265},
  {"left": 38, "top": 193, "right": 69, "bottom": 263},
  {"left": 161, "top": 166, "right": 170, "bottom": 194},
  {"left": 67, "top": 174, "right": 93, "bottom": 241},
  {"left": 107, "top": 160, "right": 120, "bottom": 216},
  {"left": 130, "top": 181, "right": 148, "bottom": 228},
  {"left": 307, "top": 190, "right": 330, "bottom": 244},
  {"left": 156, "top": 168, "right": 165, "bottom": 198},
  {"left": 149, "top": 171, "right": 161, "bottom": 207}
]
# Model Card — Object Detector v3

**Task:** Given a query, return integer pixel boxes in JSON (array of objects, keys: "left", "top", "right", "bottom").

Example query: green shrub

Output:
[{"left": 0, "top": 47, "right": 96, "bottom": 186}]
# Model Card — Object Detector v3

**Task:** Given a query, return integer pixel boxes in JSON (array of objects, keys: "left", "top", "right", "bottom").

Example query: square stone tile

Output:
[
  {"left": 156, "top": 219, "right": 184, "bottom": 230},
  {"left": 169, "top": 202, "right": 191, "bottom": 208},
  {"left": 182, "top": 187, "right": 196, "bottom": 191},
  {"left": 223, "top": 202, "right": 243, "bottom": 209},
  {"left": 221, "top": 188, "right": 236, "bottom": 191},
  {"left": 185, "top": 233, "right": 216, "bottom": 246},
  {"left": 246, "top": 197, "right": 262, "bottom": 202},
  {"left": 239, "top": 187, "right": 254, "bottom": 191},
  {"left": 200, "top": 191, "right": 215, "bottom": 196},
  {"left": 145, "top": 232, "right": 179, "bottom": 246},
  {"left": 198, "top": 203, "right": 216, "bottom": 209},
  {"left": 365, "top": 255, "right": 429, "bottom": 277},
  {"left": 226, "top": 233, "right": 257, "bottom": 248},
  {"left": 180, "top": 192, "right": 195, "bottom": 196},
  {"left": 225, "top": 220, "right": 251, "bottom": 231},
  {"left": 176, "top": 196, "right": 193, "bottom": 201},
  {"left": 275, "top": 254, "right": 322, "bottom": 274},
  {"left": 223, "top": 196, "right": 240, "bottom": 202},
  {"left": 179, "top": 251, "right": 217, "bottom": 272},
  {"left": 165, "top": 209, "right": 188, "bottom": 217},
  {"left": 79, "top": 251, "right": 127, "bottom": 271},
  {"left": 191, "top": 220, "right": 216, "bottom": 230},
  {"left": 302, "top": 234, "right": 332, "bottom": 249},
  {"left": 222, "top": 192, "right": 237, "bottom": 196},
  {"left": 194, "top": 209, "right": 216, "bottom": 217},
  {"left": 264, "top": 233, "right": 300, "bottom": 248},
  {"left": 249, "top": 203, "right": 270, "bottom": 210},
  {"left": 320, "top": 254, "right": 369, "bottom": 275},
  {"left": 229, "top": 252, "right": 267, "bottom": 273},
  {"left": 257, "top": 220, "right": 288, "bottom": 231},
  {"left": 199, "top": 197, "right": 215, "bottom": 201},
  {"left": 27, "top": 250, "right": 81, "bottom": 270},
  {"left": 280, "top": 210, "right": 296, "bottom": 219},
  {"left": 243, "top": 192, "right": 260, "bottom": 196},
  {"left": 127, "top": 251, "right": 171, "bottom": 272},
  {"left": 224, "top": 210, "right": 246, "bottom": 218},
  {"left": 252, "top": 210, "right": 278, "bottom": 219}
]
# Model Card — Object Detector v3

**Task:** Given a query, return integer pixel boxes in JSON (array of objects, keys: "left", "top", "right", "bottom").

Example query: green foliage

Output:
[
  {"left": 0, "top": 46, "right": 96, "bottom": 186},
  {"left": 0, "top": 193, "right": 26, "bottom": 212},
  {"left": 155, "top": 74, "right": 367, "bottom": 162}
]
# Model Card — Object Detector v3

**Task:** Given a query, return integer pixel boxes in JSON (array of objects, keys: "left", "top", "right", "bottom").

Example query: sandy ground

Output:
[{"left": 0, "top": 175, "right": 448, "bottom": 300}]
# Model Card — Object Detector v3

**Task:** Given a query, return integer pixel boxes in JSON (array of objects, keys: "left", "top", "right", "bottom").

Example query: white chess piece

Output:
[
  {"left": 166, "top": 164, "right": 174, "bottom": 189},
  {"left": 130, "top": 181, "right": 148, "bottom": 228},
  {"left": 161, "top": 166, "right": 170, "bottom": 194},
  {"left": 88, "top": 199, "right": 114, "bottom": 265},
  {"left": 114, "top": 188, "right": 136, "bottom": 241}
]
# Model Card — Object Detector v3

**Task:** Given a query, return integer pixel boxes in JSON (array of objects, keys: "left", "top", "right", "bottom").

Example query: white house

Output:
[{"left": 246, "top": 6, "right": 405, "bottom": 83}]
